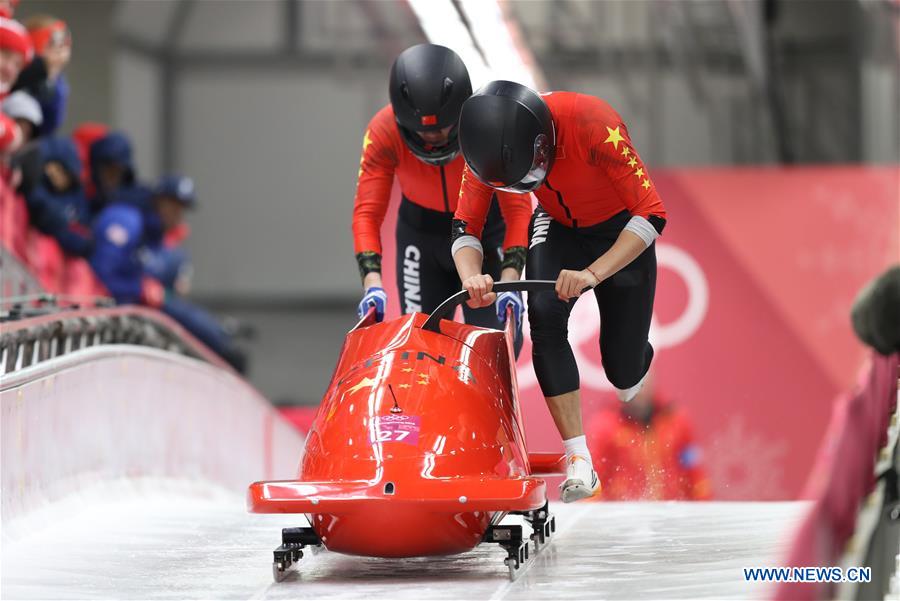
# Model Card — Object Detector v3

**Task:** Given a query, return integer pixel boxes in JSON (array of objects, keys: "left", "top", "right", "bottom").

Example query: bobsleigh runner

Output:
[{"left": 248, "top": 281, "right": 567, "bottom": 581}]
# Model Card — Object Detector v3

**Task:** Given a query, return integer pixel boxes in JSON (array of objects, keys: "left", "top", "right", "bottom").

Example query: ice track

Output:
[{"left": 1, "top": 481, "right": 807, "bottom": 600}]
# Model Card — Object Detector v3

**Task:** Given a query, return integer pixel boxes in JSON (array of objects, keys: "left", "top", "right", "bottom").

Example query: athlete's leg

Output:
[
  {"left": 526, "top": 208, "right": 585, "bottom": 439},
  {"left": 593, "top": 241, "right": 657, "bottom": 399},
  {"left": 395, "top": 218, "right": 454, "bottom": 314},
  {"left": 460, "top": 195, "right": 510, "bottom": 329}
]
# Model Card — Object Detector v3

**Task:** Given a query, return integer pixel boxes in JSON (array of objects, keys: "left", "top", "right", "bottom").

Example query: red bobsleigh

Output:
[{"left": 248, "top": 281, "right": 565, "bottom": 580}]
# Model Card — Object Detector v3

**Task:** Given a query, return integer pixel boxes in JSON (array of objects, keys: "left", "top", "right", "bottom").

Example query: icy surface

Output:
[{"left": 2, "top": 481, "right": 807, "bottom": 600}]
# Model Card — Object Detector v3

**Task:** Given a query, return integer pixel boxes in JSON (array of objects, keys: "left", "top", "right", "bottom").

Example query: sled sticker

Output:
[{"left": 371, "top": 415, "right": 421, "bottom": 445}]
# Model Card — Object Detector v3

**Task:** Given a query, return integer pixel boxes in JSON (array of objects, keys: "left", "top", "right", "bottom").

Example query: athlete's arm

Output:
[
  {"left": 559, "top": 100, "right": 668, "bottom": 300},
  {"left": 352, "top": 117, "right": 398, "bottom": 288},
  {"left": 556, "top": 229, "right": 647, "bottom": 300},
  {"left": 451, "top": 165, "right": 499, "bottom": 307},
  {"left": 494, "top": 190, "right": 531, "bottom": 280}
]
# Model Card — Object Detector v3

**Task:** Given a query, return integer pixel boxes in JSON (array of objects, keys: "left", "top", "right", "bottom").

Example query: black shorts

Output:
[{"left": 525, "top": 207, "right": 656, "bottom": 397}]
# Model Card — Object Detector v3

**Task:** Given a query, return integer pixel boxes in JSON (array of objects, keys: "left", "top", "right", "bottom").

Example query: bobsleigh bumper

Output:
[{"left": 247, "top": 476, "right": 547, "bottom": 514}]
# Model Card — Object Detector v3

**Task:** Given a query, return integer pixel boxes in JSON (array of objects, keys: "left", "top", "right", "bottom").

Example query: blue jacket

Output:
[
  {"left": 26, "top": 137, "right": 92, "bottom": 256},
  {"left": 90, "top": 202, "right": 236, "bottom": 363},
  {"left": 38, "top": 74, "right": 69, "bottom": 137},
  {"left": 142, "top": 244, "right": 191, "bottom": 292},
  {"left": 90, "top": 203, "right": 146, "bottom": 304}
]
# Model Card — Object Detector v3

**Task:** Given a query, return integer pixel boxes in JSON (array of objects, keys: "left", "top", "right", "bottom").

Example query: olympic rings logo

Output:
[
  {"left": 378, "top": 415, "right": 412, "bottom": 422},
  {"left": 518, "top": 243, "right": 709, "bottom": 390}
]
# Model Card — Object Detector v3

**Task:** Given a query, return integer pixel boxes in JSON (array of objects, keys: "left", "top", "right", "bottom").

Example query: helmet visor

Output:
[{"left": 482, "top": 132, "right": 553, "bottom": 194}]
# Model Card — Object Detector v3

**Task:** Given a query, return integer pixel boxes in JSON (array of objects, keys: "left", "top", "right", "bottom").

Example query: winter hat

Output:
[
  {"left": 2, "top": 89, "right": 42, "bottom": 127},
  {"left": 155, "top": 174, "right": 197, "bottom": 208},
  {"left": 0, "top": 1, "right": 20, "bottom": 19},
  {"left": 0, "top": 16, "right": 33, "bottom": 63},
  {"left": 25, "top": 15, "right": 70, "bottom": 55}
]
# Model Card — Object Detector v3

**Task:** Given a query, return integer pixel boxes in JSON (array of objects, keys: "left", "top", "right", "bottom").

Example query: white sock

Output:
[{"left": 562, "top": 435, "right": 591, "bottom": 464}]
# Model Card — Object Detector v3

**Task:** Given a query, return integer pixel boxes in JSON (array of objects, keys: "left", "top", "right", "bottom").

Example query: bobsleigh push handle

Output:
[{"left": 422, "top": 279, "right": 558, "bottom": 333}]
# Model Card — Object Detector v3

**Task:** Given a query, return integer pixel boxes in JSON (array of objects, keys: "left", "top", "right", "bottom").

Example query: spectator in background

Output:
[
  {"left": 25, "top": 136, "right": 92, "bottom": 257},
  {"left": 90, "top": 196, "right": 247, "bottom": 372},
  {"left": 587, "top": 370, "right": 712, "bottom": 501},
  {"left": 141, "top": 175, "right": 195, "bottom": 296},
  {"left": 12, "top": 15, "right": 70, "bottom": 137},
  {"left": 2, "top": 89, "right": 41, "bottom": 142},
  {"left": 0, "top": 0, "right": 18, "bottom": 18},
  {"left": 0, "top": 15, "right": 31, "bottom": 100},
  {"left": 88, "top": 131, "right": 141, "bottom": 213},
  {"left": 86, "top": 136, "right": 246, "bottom": 371},
  {"left": 71, "top": 122, "right": 107, "bottom": 198},
  {"left": 2, "top": 90, "right": 42, "bottom": 193},
  {"left": 0, "top": 15, "right": 32, "bottom": 159}
]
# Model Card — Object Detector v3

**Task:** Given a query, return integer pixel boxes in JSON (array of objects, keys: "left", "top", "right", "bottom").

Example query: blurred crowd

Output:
[{"left": 0, "top": 2, "right": 246, "bottom": 371}]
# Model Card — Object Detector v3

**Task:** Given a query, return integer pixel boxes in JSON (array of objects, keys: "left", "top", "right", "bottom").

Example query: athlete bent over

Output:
[
  {"left": 451, "top": 82, "right": 668, "bottom": 502},
  {"left": 352, "top": 45, "right": 531, "bottom": 342}
]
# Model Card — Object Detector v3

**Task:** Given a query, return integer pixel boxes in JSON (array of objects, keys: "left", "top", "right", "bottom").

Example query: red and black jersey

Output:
[
  {"left": 352, "top": 104, "right": 531, "bottom": 256},
  {"left": 455, "top": 92, "right": 667, "bottom": 240}
]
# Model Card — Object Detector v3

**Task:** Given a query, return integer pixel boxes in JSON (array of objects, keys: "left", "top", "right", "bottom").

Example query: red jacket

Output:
[
  {"left": 352, "top": 104, "right": 531, "bottom": 255},
  {"left": 588, "top": 399, "right": 712, "bottom": 501},
  {"left": 455, "top": 91, "right": 667, "bottom": 239}
]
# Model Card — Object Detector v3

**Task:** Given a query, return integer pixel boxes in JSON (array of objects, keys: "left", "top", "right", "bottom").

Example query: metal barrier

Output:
[
  {"left": 0, "top": 304, "right": 230, "bottom": 377},
  {"left": 0, "top": 245, "right": 43, "bottom": 298}
]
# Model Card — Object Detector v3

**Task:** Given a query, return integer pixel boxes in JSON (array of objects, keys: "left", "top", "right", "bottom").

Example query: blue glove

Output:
[
  {"left": 358, "top": 287, "right": 387, "bottom": 322},
  {"left": 496, "top": 291, "right": 524, "bottom": 333}
]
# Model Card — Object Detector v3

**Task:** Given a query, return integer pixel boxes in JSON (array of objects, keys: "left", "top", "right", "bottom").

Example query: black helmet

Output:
[
  {"left": 388, "top": 44, "right": 472, "bottom": 166},
  {"left": 458, "top": 81, "right": 555, "bottom": 193}
]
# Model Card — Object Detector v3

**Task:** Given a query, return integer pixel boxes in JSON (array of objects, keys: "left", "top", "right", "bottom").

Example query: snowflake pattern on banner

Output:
[{"left": 706, "top": 415, "right": 788, "bottom": 500}]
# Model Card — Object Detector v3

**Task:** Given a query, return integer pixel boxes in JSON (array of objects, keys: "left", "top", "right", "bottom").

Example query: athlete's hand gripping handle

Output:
[
  {"left": 424, "top": 280, "right": 557, "bottom": 333},
  {"left": 357, "top": 287, "right": 387, "bottom": 322},
  {"left": 461, "top": 273, "right": 495, "bottom": 309},
  {"left": 496, "top": 290, "right": 524, "bottom": 337}
]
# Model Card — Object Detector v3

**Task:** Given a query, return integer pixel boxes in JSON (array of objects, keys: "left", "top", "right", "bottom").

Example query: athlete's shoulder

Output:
[
  {"left": 540, "top": 91, "right": 578, "bottom": 116},
  {"left": 366, "top": 104, "right": 400, "bottom": 143}
]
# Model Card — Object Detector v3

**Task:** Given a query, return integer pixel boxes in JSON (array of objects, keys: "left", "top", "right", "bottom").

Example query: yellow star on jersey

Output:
[
  {"left": 417, "top": 379, "right": 429, "bottom": 386},
  {"left": 362, "top": 130, "right": 373, "bottom": 151},
  {"left": 621, "top": 146, "right": 631, "bottom": 158},
  {"left": 398, "top": 383, "right": 411, "bottom": 389},
  {"left": 401, "top": 367, "right": 413, "bottom": 373},
  {"left": 604, "top": 126, "right": 625, "bottom": 150},
  {"left": 642, "top": 179, "right": 651, "bottom": 190},
  {"left": 627, "top": 157, "right": 638, "bottom": 168},
  {"left": 347, "top": 376, "right": 377, "bottom": 395},
  {"left": 634, "top": 167, "right": 645, "bottom": 179},
  {"left": 418, "top": 372, "right": 429, "bottom": 379}
]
